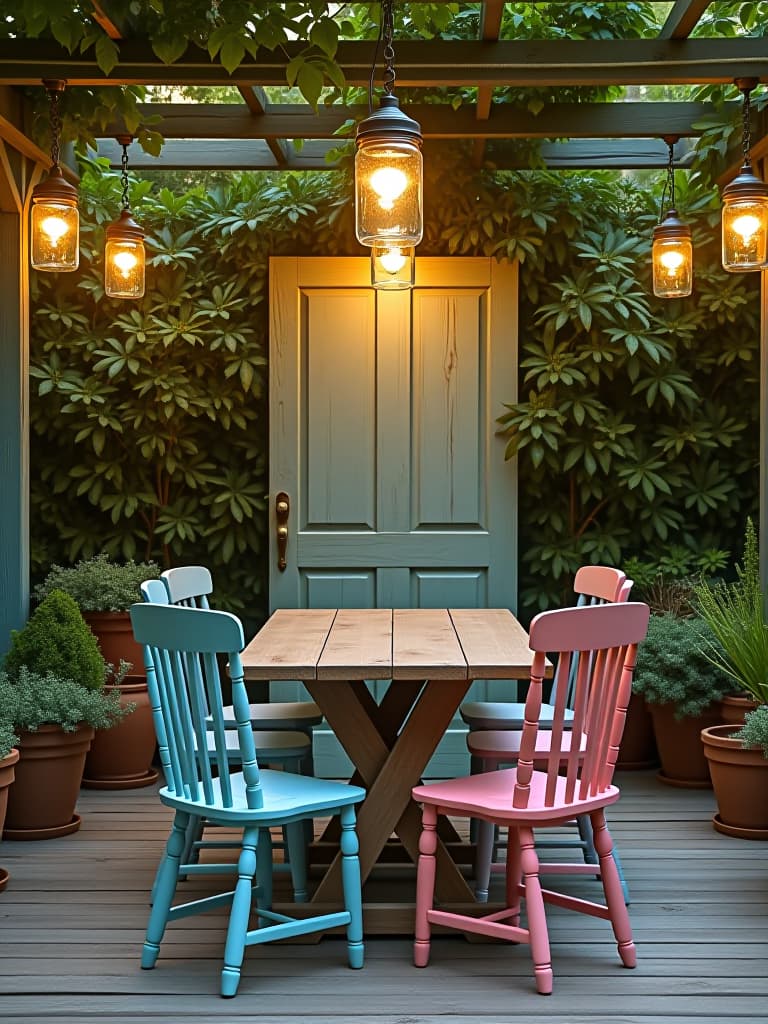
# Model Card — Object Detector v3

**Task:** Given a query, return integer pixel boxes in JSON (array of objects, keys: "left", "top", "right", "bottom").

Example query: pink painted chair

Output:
[{"left": 412, "top": 600, "right": 650, "bottom": 995}]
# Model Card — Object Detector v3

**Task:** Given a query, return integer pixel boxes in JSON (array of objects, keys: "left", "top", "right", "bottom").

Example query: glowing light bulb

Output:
[
  {"left": 659, "top": 250, "right": 684, "bottom": 272},
  {"left": 732, "top": 213, "right": 761, "bottom": 241},
  {"left": 379, "top": 248, "right": 407, "bottom": 274},
  {"left": 113, "top": 250, "right": 138, "bottom": 275},
  {"left": 41, "top": 215, "right": 68, "bottom": 245},
  {"left": 369, "top": 167, "right": 408, "bottom": 211}
]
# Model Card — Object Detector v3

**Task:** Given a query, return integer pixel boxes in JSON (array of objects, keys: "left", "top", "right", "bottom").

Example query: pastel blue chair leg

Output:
[
  {"left": 474, "top": 818, "right": 495, "bottom": 903},
  {"left": 221, "top": 825, "right": 260, "bottom": 998},
  {"left": 577, "top": 814, "right": 598, "bottom": 864},
  {"left": 340, "top": 804, "right": 364, "bottom": 969},
  {"left": 610, "top": 839, "right": 630, "bottom": 905},
  {"left": 256, "top": 827, "right": 273, "bottom": 924},
  {"left": 285, "top": 820, "right": 308, "bottom": 903},
  {"left": 142, "top": 811, "right": 189, "bottom": 970}
]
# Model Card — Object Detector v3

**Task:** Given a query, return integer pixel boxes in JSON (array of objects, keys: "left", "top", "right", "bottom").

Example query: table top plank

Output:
[
  {"left": 317, "top": 609, "right": 393, "bottom": 680},
  {"left": 392, "top": 609, "right": 468, "bottom": 680},
  {"left": 449, "top": 607, "right": 546, "bottom": 679},
  {"left": 241, "top": 608, "right": 336, "bottom": 680}
]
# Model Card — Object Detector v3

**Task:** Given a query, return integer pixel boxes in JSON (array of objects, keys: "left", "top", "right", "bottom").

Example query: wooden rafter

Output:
[
  {"left": 3, "top": 38, "right": 768, "bottom": 88},
  {"left": 110, "top": 101, "right": 730, "bottom": 142},
  {"left": 236, "top": 86, "right": 289, "bottom": 166},
  {"left": 473, "top": 0, "right": 505, "bottom": 166},
  {"left": 658, "top": 0, "right": 713, "bottom": 40}
]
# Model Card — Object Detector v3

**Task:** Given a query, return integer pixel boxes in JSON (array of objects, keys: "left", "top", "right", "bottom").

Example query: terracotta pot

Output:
[
  {"left": 616, "top": 693, "right": 658, "bottom": 769},
  {"left": 82, "top": 681, "right": 158, "bottom": 789},
  {"left": 648, "top": 702, "right": 722, "bottom": 787},
  {"left": 83, "top": 611, "right": 145, "bottom": 683},
  {"left": 0, "top": 749, "right": 18, "bottom": 891},
  {"left": 3, "top": 724, "right": 94, "bottom": 840},
  {"left": 719, "top": 693, "right": 761, "bottom": 726},
  {"left": 701, "top": 723, "right": 768, "bottom": 838}
]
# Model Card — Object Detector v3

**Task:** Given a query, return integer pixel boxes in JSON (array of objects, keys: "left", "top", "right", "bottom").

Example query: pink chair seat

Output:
[{"left": 413, "top": 768, "right": 619, "bottom": 824}]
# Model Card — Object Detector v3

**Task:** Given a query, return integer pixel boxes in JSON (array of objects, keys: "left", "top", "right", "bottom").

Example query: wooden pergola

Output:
[{"left": 1, "top": 0, "right": 767, "bottom": 643}]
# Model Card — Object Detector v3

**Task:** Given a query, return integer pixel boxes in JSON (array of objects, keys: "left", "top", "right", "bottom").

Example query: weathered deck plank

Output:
[{"left": 0, "top": 771, "right": 766, "bottom": 1021}]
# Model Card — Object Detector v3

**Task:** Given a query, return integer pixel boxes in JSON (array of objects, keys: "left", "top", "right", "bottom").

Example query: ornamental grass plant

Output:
[{"left": 694, "top": 519, "right": 768, "bottom": 707}]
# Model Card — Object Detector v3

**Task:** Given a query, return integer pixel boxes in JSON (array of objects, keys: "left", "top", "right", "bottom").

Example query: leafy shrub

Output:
[
  {"left": 0, "top": 720, "right": 18, "bottom": 759},
  {"left": 2, "top": 591, "right": 106, "bottom": 691},
  {"left": 633, "top": 613, "right": 732, "bottom": 719},
  {"left": 695, "top": 519, "right": 768, "bottom": 705},
  {"left": 735, "top": 704, "right": 768, "bottom": 759},
  {"left": 34, "top": 554, "right": 161, "bottom": 612},
  {"left": 0, "top": 668, "right": 128, "bottom": 733}
]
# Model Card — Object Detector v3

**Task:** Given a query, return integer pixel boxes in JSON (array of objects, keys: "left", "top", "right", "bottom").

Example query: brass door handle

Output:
[{"left": 276, "top": 492, "right": 290, "bottom": 571}]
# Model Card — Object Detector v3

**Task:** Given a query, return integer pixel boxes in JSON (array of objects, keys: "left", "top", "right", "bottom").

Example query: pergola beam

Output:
[
  {"left": 658, "top": 0, "right": 713, "bottom": 40},
  {"left": 101, "top": 101, "right": 731, "bottom": 142},
  {"left": 474, "top": 0, "right": 505, "bottom": 165},
  {"left": 4, "top": 38, "right": 768, "bottom": 87},
  {"left": 95, "top": 136, "right": 695, "bottom": 172}
]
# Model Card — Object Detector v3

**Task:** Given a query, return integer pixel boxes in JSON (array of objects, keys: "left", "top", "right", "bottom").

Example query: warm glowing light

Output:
[
  {"left": 379, "top": 247, "right": 407, "bottom": 274},
  {"left": 659, "top": 250, "right": 684, "bottom": 271},
  {"left": 369, "top": 167, "right": 408, "bottom": 210},
  {"left": 731, "top": 213, "right": 761, "bottom": 241},
  {"left": 113, "top": 250, "right": 138, "bottom": 275},
  {"left": 41, "top": 214, "right": 69, "bottom": 245}
]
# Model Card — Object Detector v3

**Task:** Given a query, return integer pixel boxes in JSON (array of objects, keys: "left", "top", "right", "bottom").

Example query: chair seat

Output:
[
  {"left": 460, "top": 700, "right": 574, "bottom": 731},
  {"left": 413, "top": 767, "right": 619, "bottom": 823},
  {"left": 221, "top": 701, "right": 323, "bottom": 729},
  {"left": 160, "top": 768, "right": 366, "bottom": 823},
  {"left": 468, "top": 729, "right": 586, "bottom": 761},
  {"left": 199, "top": 729, "right": 311, "bottom": 760}
]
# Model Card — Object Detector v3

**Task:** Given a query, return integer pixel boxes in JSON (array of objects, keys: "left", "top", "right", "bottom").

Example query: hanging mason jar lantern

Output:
[
  {"left": 722, "top": 78, "right": 768, "bottom": 273},
  {"left": 30, "top": 80, "right": 79, "bottom": 272},
  {"left": 652, "top": 137, "right": 693, "bottom": 299},
  {"left": 104, "top": 135, "right": 146, "bottom": 299},
  {"left": 355, "top": 0, "right": 423, "bottom": 247}
]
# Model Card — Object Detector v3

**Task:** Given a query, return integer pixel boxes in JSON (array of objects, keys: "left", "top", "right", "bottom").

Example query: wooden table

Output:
[{"left": 241, "top": 607, "right": 539, "bottom": 934}]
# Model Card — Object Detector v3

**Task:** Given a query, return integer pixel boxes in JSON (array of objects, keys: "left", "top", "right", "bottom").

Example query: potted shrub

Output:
[
  {"left": 632, "top": 613, "right": 732, "bottom": 787},
  {"left": 696, "top": 521, "right": 768, "bottom": 836},
  {"left": 0, "top": 721, "right": 19, "bottom": 891},
  {"left": 0, "top": 667, "right": 126, "bottom": 839},
  {"left": 34, "top": 556, "right": 161, "bottom": 788},
  {"left": 1, "top": 590, "right": 129, "bottom": 837}
]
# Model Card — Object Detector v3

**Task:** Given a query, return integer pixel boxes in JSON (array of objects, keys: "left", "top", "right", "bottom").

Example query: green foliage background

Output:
[{"left": 29, "top": 145, "right": 760, "bottom": 623}]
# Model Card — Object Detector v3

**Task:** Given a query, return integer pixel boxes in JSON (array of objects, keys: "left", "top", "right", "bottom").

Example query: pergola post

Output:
[{"left": 0, "top": 141, "right": 37, "bottom": 653}]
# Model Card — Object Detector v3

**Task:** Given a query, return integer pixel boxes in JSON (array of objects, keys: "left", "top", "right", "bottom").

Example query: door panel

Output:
[{"left": 269, "top": 257, "right": 518, "bottom": 776}]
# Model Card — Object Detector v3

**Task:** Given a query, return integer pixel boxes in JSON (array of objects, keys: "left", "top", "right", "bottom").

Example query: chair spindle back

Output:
[
  {"left": 130, "top": 602, "right": 264, "bottom": 811},
  {"left": 514, "top": 602, "right": 650, "bottom": 811}
]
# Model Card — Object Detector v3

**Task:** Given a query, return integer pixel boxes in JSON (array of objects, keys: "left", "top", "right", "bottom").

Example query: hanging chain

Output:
[
  {"left": 667, "top": 138, "right": 676, "bottom": 211},
  {"left": 48, "top": 86, "right": 61, "bottom": 166},
  {"left": 120, "top": 141, "right": 130, "bottom": 211},
  {"left": 741, "top": 85, "right": 752, "bottom": 164},
  {"left": 382, "top": 0, "right": 396, "bottom": 95}
]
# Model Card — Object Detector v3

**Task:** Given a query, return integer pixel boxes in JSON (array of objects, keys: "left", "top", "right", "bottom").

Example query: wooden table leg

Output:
[{"left": 306, "top": 677, "right": 474, "bottom": 905}]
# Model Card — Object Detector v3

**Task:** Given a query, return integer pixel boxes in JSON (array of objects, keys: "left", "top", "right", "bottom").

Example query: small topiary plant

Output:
[
  {"left": 0, "top": 719, "right": 18, "bottom": 759},
  {"left": 0, "top": 668, "right": 128, "bottom": 733},
  {"left": 633, "top": 613, "right": 733, "bottom": 719},
  {"left": 735, "top": 704, "right": 768, "bottom": 759},
  {"left": 34, "top": 554, "right": 162, "bottom": 613},
  {"left": 2, "top": 590, "right": 106, "bottom": 690}
]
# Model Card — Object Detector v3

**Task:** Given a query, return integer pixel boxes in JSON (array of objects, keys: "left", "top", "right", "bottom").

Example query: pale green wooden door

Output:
[{"left": 268, "top": 256, "right": 518, "bottom": 776}]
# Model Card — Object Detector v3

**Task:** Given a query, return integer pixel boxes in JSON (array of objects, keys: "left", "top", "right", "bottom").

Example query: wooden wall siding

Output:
[{"left": 1, "top": 772, "right": 767, "bottom": 1022}]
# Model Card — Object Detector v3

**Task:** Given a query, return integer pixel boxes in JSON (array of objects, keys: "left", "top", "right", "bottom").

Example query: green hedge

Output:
[{"left": 29, "top": 149, "right": 759, "bottom": 622}]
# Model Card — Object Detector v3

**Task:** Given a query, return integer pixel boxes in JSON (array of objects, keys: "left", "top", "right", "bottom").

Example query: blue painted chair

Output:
[
  {"left": 130, "top": 600, "right": 365, "bottom": 997},
  {"left": 141, "top": 580, "right": 311, "bottom": 900},
  {"left": 461, "top": 566, "right": 633, "bottom": 902}
]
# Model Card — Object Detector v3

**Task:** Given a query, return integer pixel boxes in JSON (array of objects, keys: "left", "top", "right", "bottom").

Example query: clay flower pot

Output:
[
  {"left": 648, "top": 701, "right": 722, "bottom": 788},
  {"left": 3, "top": 724, "right": 94, "bottom": 840},
  {"left": 719, "top": 693, "right": 761, "bottom": 726},
  {"left": 0, "top": 748, "right": 19, "bottom": 890},
  {"left": 83, "top": 611, "right": 145, "bottom": 684},
  {"left": 82, "top": 680, "right": 158, "bottom": 789},
  {"left": 701, "top": 724, "right": 768, "bottom": 839},
  {"left": 616, "top": 693, "right": 658, "bottom": 769}
]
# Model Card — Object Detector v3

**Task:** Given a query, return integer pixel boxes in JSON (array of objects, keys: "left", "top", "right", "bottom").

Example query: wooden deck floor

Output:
[{"left": 0, "top": 770, "right": 766, "bottom": 1023}]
